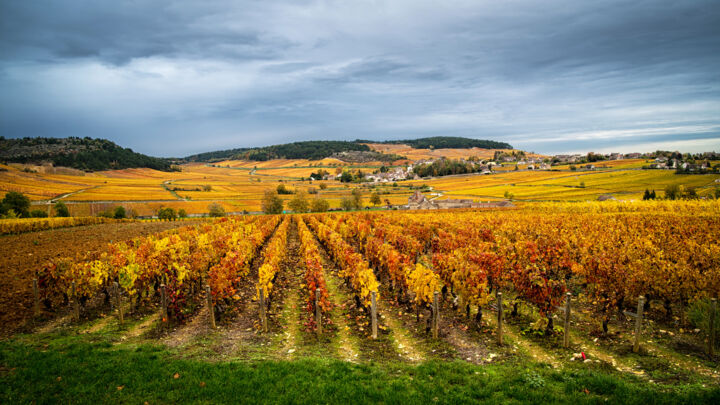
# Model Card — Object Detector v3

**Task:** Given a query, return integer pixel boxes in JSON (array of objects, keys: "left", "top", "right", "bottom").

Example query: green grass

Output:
[{"left": 1, "top": 333, "right": 719, "bottom": 404}]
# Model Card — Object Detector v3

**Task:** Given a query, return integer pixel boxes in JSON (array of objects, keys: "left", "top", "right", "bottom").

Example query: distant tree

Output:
[
  {"left": 113, "top": 206, "right": 126, "bottom": 219},
  {"left": 370, "top": 192, "right": 382, "bottom": 206},
  {"left": 319, "top": 183, "right": 328, "bottom": 190},
  {"left": 664, "top": 184, "right": 682, "bottom": 200},
  {"left": 203, "top": 185, "right": 212, "bottom": 191},
  {"left": 158, "top": 207, "right": 177, "bottom": 220},
  {"left": 340, "top": 196, "right": 355, "bottom": 211},
  {"left": 30, "top": 209, "right": 48, "bottom": 218},
  {"left": 54, "top": 201, "right": 70, "bottom": 217},
  {"left": 340, "top": 170, "right": 354, "bottom": 183},
  {"left": 262, "top": 190, "right": 284, "bottom": 214},
  {"left": 1, "top": 191, "right": 31, "bottom": 217},
  {"left": 288, "top": 191, "right": 309, "bottom": 213},
  {"left": 643, "top": 189, "right": 651, "bottom": 200},
  {"left": 351, "top": 188, "right": 363, "bottom": 209},
  {"left": 276, "top": 184, "right": 293, "bottom": 195},
  {"left": 178, "top": 208, "right": 188, "bottom": 218},
  {"left": 310, "top": 198, "right": 330, "bottom": 213},
  {"left": 504, "top": 190, "right": 514, "bottom": 200},
  {"left": 207, "top": 203, "right": 225, "bottom": 217}
]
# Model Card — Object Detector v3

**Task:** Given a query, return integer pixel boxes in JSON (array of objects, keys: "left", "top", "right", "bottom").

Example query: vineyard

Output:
[
  {"left": 0, "top": 216, "right": 129, "bottom": 235},
  {"left": 2, "top": 201, "right": 719, "bottom": 402}
]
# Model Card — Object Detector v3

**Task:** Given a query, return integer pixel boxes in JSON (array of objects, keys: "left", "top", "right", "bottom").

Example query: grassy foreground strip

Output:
[{"left": 1, "top": 335, "right": 718, "bottom": 404}]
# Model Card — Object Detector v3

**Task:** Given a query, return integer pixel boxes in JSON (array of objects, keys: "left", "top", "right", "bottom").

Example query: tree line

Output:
[{"left": 0, "top": 137, "right": 175, "bottom": 172}]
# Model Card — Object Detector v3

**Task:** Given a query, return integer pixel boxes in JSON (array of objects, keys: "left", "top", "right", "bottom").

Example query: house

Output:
[
  {"left": 406, "top": 190, "right": 438, "bottom": 210},
  {"left": 404, "top": 190, "right": 514, "bottom": 210}
]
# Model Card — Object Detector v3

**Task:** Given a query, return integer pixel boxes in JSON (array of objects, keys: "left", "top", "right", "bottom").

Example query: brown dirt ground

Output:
[{"left": 0, "top": 220, "right": 202, "bottom": 338}]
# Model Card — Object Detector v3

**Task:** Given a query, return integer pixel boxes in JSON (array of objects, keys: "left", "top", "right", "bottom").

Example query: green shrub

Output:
[
  {"left": 262, "top": 190, "right": 284, "bottom": 214},
  {"left": 207, "top": 203, "right": 225, "bottom": 217},
  {"left": 1, "top": 191, "right": 30, "bottom": 217},
  {"left": 310, "top": 198, "right": 329, "bottom": 213},
  {"left": 30, "top": 209, "right": 48, "bottom": 218},
  {"left": 113, "top": 206, "right": 126, "bottom": 219},
  {"left": 158, "top": 207, "right": 177, "bottom": 220},
  {"left": 54, "top": 201, "right": 70, "bottom": 217}
]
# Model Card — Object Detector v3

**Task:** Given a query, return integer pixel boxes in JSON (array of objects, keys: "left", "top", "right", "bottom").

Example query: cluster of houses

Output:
[
  {"left": 350, "top": 151, "right": 717, "bottom": 185},
  {"left": 364, "top": 166, "right": 417, "bottom": 182},
  {"left": 646, "top": 157, "right": 711, "bottom": 171},
  {"left": 404, "top": 190, "right": 514, "bottom": 210}
]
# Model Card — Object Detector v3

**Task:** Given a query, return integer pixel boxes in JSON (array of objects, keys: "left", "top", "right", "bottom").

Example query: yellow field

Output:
[
  {"left": 417, "top": 169, "right": 720, "bottom": 201},
  {"left": 2, "top": 156, "right": 718, "bottom": 215}
]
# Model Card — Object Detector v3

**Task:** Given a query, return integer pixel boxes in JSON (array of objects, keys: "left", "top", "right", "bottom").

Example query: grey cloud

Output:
[{"left": 1, "top": 1, "right": 719, "bottom": 156}]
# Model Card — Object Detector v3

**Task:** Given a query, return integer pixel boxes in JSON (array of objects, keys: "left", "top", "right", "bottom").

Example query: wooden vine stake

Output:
[
  {"left": 710, "top": 298, "right": 717, "bottom": 357},
  {"left": 371, "top": 291, "right": 378, "bottom": 339},
  {"left": 160, "top": 284, "right": 168, "bottom": 327},
  {"left": 205, "top": 285, "right": 216, "bottom": 329},
  {"left": 555, "top": 292, "right": 571, "bottom": 348},
  {"left": 496, "top": 291, "right": 503, "bottom": 345},
  {"left": 113, "top": 282, "right": 124, "bottom": 325},
  {"left": 432, "top": 291, "right": 440, "bottom": 339},
  {"left": 624, "top": 295, "right": 645, "bottom": 353},
  {"left": 315, "top": 288, "right": 322, "bottom": 335},
  {"left": 33, "top": 278, "right": 40, "bottom": 317},
  {"left": 259, "top": 287, "right": 267, "bottom": 332},
  {"left": 71, "top": 281, "right": 80, "bottom": 322}
]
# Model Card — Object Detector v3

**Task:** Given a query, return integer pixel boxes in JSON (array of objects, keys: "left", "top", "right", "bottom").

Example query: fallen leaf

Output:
[
  {"left": 117, "top": 386, "right": 124, "bottom": 391},
  {"left": 173, "top": 373, "right": 180, "bottom": 379},
  {"left": 56, "top": 376, "right": 62, "bottom": 382},
  {"left": 199, "top": 382, "right": 206, "bottom": 388}
]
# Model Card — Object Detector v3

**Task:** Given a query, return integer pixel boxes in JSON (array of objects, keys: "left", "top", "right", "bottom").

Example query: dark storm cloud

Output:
[{"left": 1, "top": 0, "right": 719, "bottom": 156}]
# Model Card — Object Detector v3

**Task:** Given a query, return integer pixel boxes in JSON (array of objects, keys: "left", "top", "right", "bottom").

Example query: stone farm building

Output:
[{"left": 404, "top": 190, "right": 514, "bottom": 210}]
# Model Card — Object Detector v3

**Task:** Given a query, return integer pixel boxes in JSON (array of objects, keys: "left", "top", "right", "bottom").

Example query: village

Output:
[{"left": 356, "top": 150, "right": 720, "bottom": 184}]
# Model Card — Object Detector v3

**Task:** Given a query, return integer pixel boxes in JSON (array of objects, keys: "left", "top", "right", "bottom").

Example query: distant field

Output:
[
  {"left": 1, "top": 157, "right": 718, "bottom": 215},
  {"left": 416, "top": 168, "right": 720, "bottom": 201}
]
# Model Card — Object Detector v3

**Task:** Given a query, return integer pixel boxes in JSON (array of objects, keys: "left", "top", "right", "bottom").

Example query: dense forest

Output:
[
  {"left": 186, "top": 141, "right": 370, "bottom": 162},
  {"left": 412, "top": 158, "right": 489, "bottom": 177},
  {"left": 372, "top": 136, "right": 513, "bottom": 150},
  {"left": 0, "top": 137, "right": 174, "bottom": 172},
  {"left": 187, "top": 137, "right": 513, "bottom": 162}
]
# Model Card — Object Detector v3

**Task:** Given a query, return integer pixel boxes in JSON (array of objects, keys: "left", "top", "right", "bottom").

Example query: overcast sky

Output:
[{"left": 1, "top": 0, "right": 719, "bottom": 157}]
